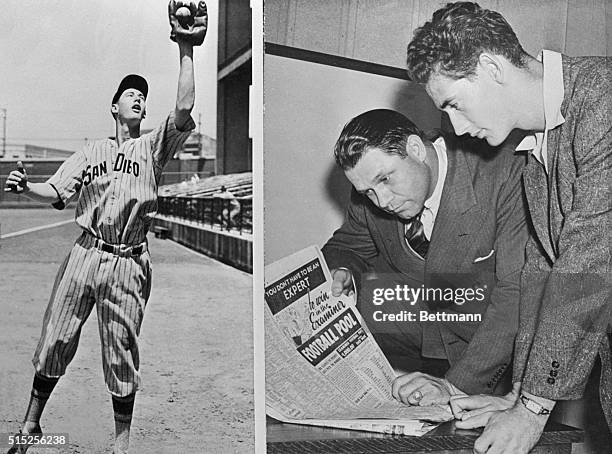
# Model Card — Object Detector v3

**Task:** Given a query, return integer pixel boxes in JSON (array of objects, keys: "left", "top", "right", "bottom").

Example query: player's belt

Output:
[{"left": 94, "top": 238, "right": 147, "bottom": 257}]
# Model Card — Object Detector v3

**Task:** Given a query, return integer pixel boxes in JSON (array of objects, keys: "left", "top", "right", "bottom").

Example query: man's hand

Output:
[
  {"left": 472, "top": 403, "right": 548, "bottom": 454},
  {"left": 330, "top": 268, "right": 354, "bottom": 297},
  {"left": 4, "top": 161, "right": 29, "bottom": 193},
  {"left": 392, "top": 372, "right": 463, "bottom": 406},
  {"left": 168, "top": 1, "right": 208, "bottom": 46},
  {"left": 449, "top": 382, "right": 520, "bottom": 428}
]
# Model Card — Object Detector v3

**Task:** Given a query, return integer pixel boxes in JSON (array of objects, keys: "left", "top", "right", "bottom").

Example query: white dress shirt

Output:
[
  {"left": 405, "top": 136, "right": 448, "bottom": 243},
  {"left": 515, "top": 50, "right": 566, "bottom": 173}
]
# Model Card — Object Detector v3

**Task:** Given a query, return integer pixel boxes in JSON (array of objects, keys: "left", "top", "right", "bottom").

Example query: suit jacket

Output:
[
  {"left": 323, "top": 138, "right": 529, "bottom": 394},
  {"left": 513, "top": 56, "right": 612, "bottom": 426}
]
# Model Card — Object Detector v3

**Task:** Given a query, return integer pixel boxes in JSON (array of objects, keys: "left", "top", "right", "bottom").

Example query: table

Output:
[{"left": 267, "top": 418, "right": 583, "bottom": 453}]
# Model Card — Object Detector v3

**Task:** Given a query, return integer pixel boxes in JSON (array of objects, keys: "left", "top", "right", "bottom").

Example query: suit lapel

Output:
[
  {"left": 523, "top": 158, "right": 556, "bottom": 262},
  {"left": 545, "top": 56, "right": 573, "bottom": 257},
  {"left": 546, "top": 126, "right": 562, "bottom": 258},
  {"left": 426, "top": 148, "right": 481, "bottom": 271}
]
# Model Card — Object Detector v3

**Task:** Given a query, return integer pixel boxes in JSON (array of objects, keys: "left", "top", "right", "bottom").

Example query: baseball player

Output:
[{"left": 4, "top": 2, "right": 207, "bottom": 453}]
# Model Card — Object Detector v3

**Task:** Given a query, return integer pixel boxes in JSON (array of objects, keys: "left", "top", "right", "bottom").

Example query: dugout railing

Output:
[{"left": 157, "top": 196, "right": 252, "bottom": 234}]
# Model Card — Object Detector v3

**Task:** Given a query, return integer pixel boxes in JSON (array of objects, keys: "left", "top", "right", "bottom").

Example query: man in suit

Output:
[
  {"left": 322, "top": 109, "right": 528, "bottom": 406},
  {"left": 406, "top": 2, "right": 611, "bottom": 453}
]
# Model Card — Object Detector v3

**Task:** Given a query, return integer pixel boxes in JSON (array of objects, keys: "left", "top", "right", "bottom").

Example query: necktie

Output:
[{"left": 405, "top": 214, "right": 429, "bottom": 258}]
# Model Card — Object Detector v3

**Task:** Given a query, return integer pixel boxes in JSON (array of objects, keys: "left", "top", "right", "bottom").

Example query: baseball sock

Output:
[
  {"left": 112, "top": 394, "right": 135, "bottom": 454},
  {"left": 23, "top": 373, "right": 59, "bottom": 431}
]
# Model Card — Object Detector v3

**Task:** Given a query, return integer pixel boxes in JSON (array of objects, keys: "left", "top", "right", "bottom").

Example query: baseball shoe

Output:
[{"left": 5, "top": 425, "right": 42, "bottom": 454}]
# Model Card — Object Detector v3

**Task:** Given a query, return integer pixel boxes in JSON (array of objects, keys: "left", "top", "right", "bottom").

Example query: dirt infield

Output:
[{"left": 0, "top": 209, "right": 254, "bottom": 453}]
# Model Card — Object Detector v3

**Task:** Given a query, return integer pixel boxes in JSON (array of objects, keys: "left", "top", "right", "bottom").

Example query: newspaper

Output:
[{"left": 264, "top": 246, "right": 452, "bottom": 435}]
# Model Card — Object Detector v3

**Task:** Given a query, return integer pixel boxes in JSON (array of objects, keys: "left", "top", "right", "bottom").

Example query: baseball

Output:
[{"left": 176, "top": 6, "right": 191, "bottom": 20}]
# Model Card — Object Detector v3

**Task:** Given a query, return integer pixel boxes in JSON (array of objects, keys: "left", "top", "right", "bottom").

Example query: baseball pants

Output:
[{"left": 32, "top": 231, "right": 151, "bottom": 397}]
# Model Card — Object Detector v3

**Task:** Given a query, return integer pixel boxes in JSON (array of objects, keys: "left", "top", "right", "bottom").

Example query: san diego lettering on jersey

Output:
[
  {"left": 113, "top": 153, "right": 140, "bottom": 177},
  {"left": 82, "top": 153, "right": 140, "bottom": 186}
]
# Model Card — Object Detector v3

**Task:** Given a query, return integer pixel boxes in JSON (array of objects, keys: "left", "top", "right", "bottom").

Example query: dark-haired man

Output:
[
  {"left": 406, "top": 2, "right": 611, "bottom": 452},
  {"left": 4, "top": 4, "right": 207, "bottom": 453},
  {"left": 322, "top": 109, "right": 528, "bottom": 407}
]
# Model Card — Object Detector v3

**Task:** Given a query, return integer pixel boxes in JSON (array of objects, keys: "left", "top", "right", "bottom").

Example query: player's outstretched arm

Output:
[
  {"left": 3, "top": 161, "right": 60, "bottom": 204},
  {"left": 168, "top": 1, "right": 208, "bottom": 129},
  {"left": 175, "top": 41, "right": 195, "bottom": 129}
]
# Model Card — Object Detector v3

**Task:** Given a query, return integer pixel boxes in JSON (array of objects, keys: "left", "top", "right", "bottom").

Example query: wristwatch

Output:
[{"left": 519, "top": 394, "right": 552, "bottom": 416}]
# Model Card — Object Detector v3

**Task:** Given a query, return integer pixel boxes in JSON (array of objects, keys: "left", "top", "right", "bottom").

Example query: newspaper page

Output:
[
  {"left": 264, "top": 246, "right": 452, "bottom": 433},
  {"left": 266, "top": 409, "right": 439, "bottom": 436}
]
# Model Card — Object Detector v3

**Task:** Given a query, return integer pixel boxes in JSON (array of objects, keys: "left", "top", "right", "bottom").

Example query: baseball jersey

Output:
[{"left": 47, "top": 111, "right": 195, "bottom": 245}]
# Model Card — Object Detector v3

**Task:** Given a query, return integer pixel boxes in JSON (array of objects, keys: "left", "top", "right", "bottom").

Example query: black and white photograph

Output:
[
  {"left": 262, "top": 1, "right": 611, "bottom": 454},
  {"left": 2, "top": 1, "right": 611, "bottom": 453},
  {"left": 0, "top": 1, "right": 254, "bottom": 453}
]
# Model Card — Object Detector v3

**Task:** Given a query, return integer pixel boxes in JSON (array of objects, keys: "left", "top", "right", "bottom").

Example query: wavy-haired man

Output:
[{"left": 406, "top": 2, "right": 611, "bottom": 453}]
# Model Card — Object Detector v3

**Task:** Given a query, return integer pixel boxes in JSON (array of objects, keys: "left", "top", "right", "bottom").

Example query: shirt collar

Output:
[
  {"left": 515, "top": 50, "right": 565, "bottom": 152},
  {"left": 423, "top": 136, "right": 447, "bottom": 212}
]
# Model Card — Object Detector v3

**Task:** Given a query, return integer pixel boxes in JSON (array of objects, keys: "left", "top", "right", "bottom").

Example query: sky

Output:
[{"left": 0, "top": 0, "right": 218, "bottom": 153}]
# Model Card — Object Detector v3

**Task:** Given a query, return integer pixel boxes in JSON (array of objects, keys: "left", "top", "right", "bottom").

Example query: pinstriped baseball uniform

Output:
[{"left": 33, "top": 111, "right": 194, "bottom": 397}]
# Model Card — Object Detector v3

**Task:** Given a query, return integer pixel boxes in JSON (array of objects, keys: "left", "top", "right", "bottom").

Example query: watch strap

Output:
[{"left": 520, "top": 394, "right": 552, "bottom": 416}]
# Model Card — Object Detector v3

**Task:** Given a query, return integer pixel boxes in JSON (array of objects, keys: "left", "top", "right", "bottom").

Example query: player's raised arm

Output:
[
  {"left": 4, "top": 161, "right": 60, "bottom": 204},
  {"left": 168, "top": 1, "right": 208, "bottom": 129}
]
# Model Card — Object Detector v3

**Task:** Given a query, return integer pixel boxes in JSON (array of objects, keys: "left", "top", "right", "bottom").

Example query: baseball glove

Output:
[{"left": 168, "top": 1, "right": 208, "bottom": 46}]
